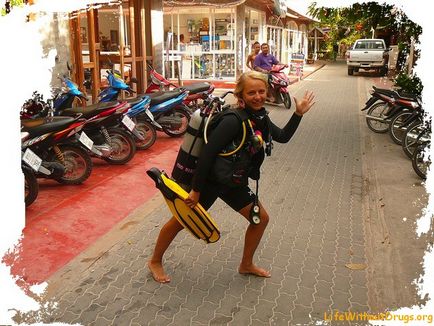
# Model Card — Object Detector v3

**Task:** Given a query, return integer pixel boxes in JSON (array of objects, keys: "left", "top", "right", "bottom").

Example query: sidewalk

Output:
[
  {"left": 288, "top": 59, "right": 326, "bottom": 85},
  {"left": 11, "top": 62, "right": 428, "bottom": 325},
  {"left": 14, "top": 61, "right": 371, "bottom": 325}
]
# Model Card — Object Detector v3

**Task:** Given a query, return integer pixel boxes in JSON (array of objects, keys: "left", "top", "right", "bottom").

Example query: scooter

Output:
[
  {"left": 362, "top": 86, "right": 419, "bottom": 134},
  {"left": 53, "top": 76, "right": 137, "bottom": 164},
  {"left": 145, "top": 63, "right": 215, "bottom": 113},
  {"left": 99, "top": 67, "right": 191, "bottom": 138},
  {"left": 21, "top": 115, "right": 93, "bottom": 185},
  {"left": 146, "top": 89, "right": 191, "bottom": 137},
  {"left": 98, "top": 69, "right": 157, "bottom": 149},
  {"left": 21, "top": 132, "right": 39, "bottom": 207},
  {"left": 268, "top": 64, "right": 291, "bottom": 110}
]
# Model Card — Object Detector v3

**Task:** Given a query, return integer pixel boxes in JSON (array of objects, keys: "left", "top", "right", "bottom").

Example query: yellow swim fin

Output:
[{"left": 147, "top": 167, "right": 220, "bottom": 243}]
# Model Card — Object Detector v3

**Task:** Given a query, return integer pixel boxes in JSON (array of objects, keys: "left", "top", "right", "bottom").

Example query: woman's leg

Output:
[
  {"left": 148, "top": 216, "right": 183, "bottom": 283},
  {"left": 237, "top": 201, "right": 271, "bottom": 277}
]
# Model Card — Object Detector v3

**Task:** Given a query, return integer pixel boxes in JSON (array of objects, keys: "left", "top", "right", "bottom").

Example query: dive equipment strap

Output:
[{"left": 249, "top": 180, "right": 261, "bottom": 225}]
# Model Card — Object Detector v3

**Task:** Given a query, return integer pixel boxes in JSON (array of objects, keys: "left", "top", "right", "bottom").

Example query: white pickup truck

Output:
[{"left": 346, "top": 39, "right": 389, "bottom": 76}]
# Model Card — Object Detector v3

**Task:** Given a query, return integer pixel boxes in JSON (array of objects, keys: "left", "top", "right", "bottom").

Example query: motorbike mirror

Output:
[
  {"left": 130, "top": 77, "right": 138, "bottom": 84},
  {"left": 105, "top": 56, "right": 114, "bottom": 68},
  {"left": 221, "top": 91, "right": 234, "bottom": 99}
]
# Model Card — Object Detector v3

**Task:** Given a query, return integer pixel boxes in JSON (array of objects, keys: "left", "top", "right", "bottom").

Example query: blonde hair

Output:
[{"left": 234, "top": 71, "right": 268, "bottom": 99}]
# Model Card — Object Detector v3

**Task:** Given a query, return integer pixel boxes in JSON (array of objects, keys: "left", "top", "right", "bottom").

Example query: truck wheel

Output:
[
  {"left": 348, "top": 67, "right": 354, "bottom": 75},
  {"left": 381, "top": 66, "right": 388, "bottom": 76}
]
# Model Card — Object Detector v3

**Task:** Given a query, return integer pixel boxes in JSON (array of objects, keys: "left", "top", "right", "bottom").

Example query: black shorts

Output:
[{"left": 181, "top": 182, "right": 256, "bottom": 212}]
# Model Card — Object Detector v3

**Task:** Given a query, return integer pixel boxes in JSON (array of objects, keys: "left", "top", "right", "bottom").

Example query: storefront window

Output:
[
  {"left": 266, "top": 26, "right": 283, "bottom": 61},
  {"left": 299, "top": 24, "right": 307, "bottom": 55},
  {"left": 163, "top": 7, "right": 236, "bottom": 80},
  {"left": 244, "top": 8, "right": 264, "bottom": 71}
]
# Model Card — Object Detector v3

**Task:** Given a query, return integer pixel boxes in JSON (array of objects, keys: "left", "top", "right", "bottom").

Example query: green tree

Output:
[
  {"left": 1, "top": 0, "right": 25, "bottom": 16},
  {"left": 308, "top": 2, "right": 422, "bottom": 69}
]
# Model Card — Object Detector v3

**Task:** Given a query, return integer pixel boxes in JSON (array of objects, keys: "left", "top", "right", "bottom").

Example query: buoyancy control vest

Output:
[{"left": 172, "top": 108, "right": 255, "bottom": 186}]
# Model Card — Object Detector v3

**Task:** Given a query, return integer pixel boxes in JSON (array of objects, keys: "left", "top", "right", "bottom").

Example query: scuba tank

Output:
[{"left": 171, "top": 109, "right": 207, "bottom": 185}]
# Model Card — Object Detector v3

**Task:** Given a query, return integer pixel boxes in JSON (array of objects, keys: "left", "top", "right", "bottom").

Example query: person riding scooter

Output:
[
  {"left": 253, "top": 43, "right": 287, "bottom": 74},
  {"left": 253, "top": 43, "right": 290, "bottom": 107}
]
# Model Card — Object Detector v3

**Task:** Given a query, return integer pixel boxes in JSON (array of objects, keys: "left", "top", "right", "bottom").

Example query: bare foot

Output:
[
  {"left": 148, "top": 261, "right": 171, "bottom": 283},
  {"left": 238, "top": 264, "right": 271, "bottom": 278}
]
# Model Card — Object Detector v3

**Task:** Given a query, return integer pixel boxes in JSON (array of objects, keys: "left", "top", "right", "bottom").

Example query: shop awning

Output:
[
  {"left": 163, "top": 0, "right": 246, "bottom": 7},
  {"left": 286, "top": 12, "right": 298, "bottom": 19}
]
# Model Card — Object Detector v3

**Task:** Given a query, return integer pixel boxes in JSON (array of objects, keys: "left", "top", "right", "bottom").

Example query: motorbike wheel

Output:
[
  {"left": 103, "top": 128, "right": 136, "bottom": 164},
  {"left": 366, "top": 102, "right": 390, "bottom": 133},
  {"left": 402, "top": 122, "right": 424, "bottom": 159},
  {"left": 22, "top": 165, "right": 38, "bottom": 207},
  {"left": 163, "top": 106, "right": 191, "bottom": 138},
  {"left": 135, "top": 119, "right": 157, "bottom": 150},
  {"left": 273, "top": 89, "right": 283, "bottom": 104},
  {"left": 412, "top": 143, "right": 430, "bottom": 179},
  {"left": 54, "top": 144, "right": 93, "bottom": 185},
  {"left": 389, "top": 110, "right": 412, "bottom": 145},
  {"left": 282, "top": 93, "right": 291, "bottom": 110}
]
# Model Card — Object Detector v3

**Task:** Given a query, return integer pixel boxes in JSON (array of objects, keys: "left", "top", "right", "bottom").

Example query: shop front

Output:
[
  {"left": 68, "top": 0, "right": 152, "bottom": 103},
  {"left": 161, "top": 0, "right": 313, "bottom": 84},
  {"left": 162, "top": 6, "right": 237, "bottom": 81}
]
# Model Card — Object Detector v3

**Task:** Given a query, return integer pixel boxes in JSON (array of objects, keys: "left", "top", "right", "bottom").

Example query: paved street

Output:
[{"left": 15, "top": 62, "right": 430, "bottom": 325}]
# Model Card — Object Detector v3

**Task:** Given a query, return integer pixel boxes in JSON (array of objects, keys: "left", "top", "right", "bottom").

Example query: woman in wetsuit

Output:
[{"left": 148, "top": 71, "right": 316, "bottom": 283}]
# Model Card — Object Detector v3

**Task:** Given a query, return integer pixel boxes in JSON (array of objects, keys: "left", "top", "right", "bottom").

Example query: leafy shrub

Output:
[{"left": 393, "top": 72, "right": 423, "bottom": 96}]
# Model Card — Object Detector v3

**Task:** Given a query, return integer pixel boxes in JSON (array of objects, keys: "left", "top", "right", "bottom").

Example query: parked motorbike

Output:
[
  {"left": 21, "top": 115, "right": 93, "bottom": 185},
  {"left": 388, "top": 95, "right": 422, "bottom": 145},
  {"left": 145, "top": 63, "right": 215, "bottom": 112},
  {"left": 412, "top": 139, "right": 430, "bottom": 179},
  {"left": 267, "top": 64, "right": 291, "bottom": 110},
  {"left": 98, "top": 69, "right": 157, "bottom": 149},
  {"left": 402, "top": 117, "right": 430, "bottom": 159},
  {"left": 146, "top": 90, "right": 191, "bottom": 137},
  {"left": 21, "top": 91, "right": 51, "bottom": 119},
  {"left": 53, "top": 76, "right": 137, "bottom": 164},
  {"left": 362, "top": 86, "right": 418, "bottom": 134},
  {"left": 97, "top": 66, "right": 190, "bottom": 138},
  {"left": 21, "top": 132, "right": 39, "bottom": 207}
]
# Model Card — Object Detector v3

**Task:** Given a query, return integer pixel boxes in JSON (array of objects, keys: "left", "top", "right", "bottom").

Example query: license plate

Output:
[
  {"left": 23, "top": 148, "right": 42, "bottom": 172},
  {"left": 122, "top": 114, "right": 136, "bottom": 131},
  {"left": 79, "top": 131, "right": 94, "bottom": 150},
  {"left": 145, "top": 108, "right": 155, "bottom": 121}
]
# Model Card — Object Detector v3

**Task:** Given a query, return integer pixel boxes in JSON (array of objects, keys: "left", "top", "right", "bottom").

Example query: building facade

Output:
[
  {"left": 58, "top": 0, "right": 312, "bottom": 103},
  {"left": 159, "top": 0, "right": 314, "bottom": 82}
]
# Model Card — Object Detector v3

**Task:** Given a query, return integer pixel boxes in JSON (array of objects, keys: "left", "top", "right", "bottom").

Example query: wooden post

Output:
[
  {"left": 141, "top": 0, "right": 148, "bottom": 90},
  {"left": 129, "top": 0, "right": 137, "bottom": 93},
  {"left": 69, "top": 13, "right": 84, "bottom": 103},
  {"left": 87, "top": 7, "right": 100, "bottom": 103},
  {"left": 119, "top": 4, "right": 125, "bottom": 100}
]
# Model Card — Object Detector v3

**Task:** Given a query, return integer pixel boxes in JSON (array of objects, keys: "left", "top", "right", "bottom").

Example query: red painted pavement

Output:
[{"left": 3, "top": 134, "right": 182, "bottom": 285}]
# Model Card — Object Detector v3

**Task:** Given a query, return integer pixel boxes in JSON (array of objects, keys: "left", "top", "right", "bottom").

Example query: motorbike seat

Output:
[
  {"left": 181, "top": 82, "right": 211, "bottom": 94},
  {"left": 21, "top": 116, "right": 76, "bottom": 137},
  {"left": 374, "top": 87, "right": 417, "bottom": 101},
  {"left": 62, "top": 101, "right": 119, "bottom": 118},
  {"left": 396, "top": 91, "right": 417, "bottom": 101},
  {"left": 146, "top": 90, "right": 184, "bottom": 106},
  {"left": 125, "top": 97, "right": 144, "bottom": 106},
  {"left": 375, "top": 88, "right": 396, "bottom": 97}
]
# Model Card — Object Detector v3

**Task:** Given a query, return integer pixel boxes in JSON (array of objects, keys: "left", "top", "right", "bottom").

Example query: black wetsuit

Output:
[{"left": 192, "top": 107, "right": 302, "bottom": 211}]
